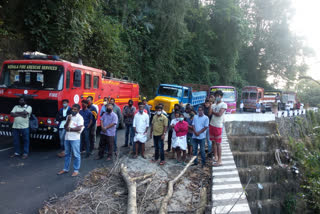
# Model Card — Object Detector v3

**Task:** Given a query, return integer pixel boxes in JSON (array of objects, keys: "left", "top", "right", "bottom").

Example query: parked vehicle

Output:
[
  {"left": 148, "top": 84, "right": 207, "bottom": 115},
  {"left": 282, "top": 91, "right": 297, "bottom": 110},
  {"left": 0, "top": 52, "right": 139, "bottom": 141},
  {"left": 241, "top": 86, "right": 264, "bottom": 111},
  {"left": 262, "top": 90, "right": 282, "bottom": 111},
  {"left": 209, "top": 86, "right": 237, "bottom": 113}
]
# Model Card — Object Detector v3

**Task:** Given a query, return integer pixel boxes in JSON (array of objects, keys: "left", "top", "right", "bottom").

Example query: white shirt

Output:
[
  {"left": 210, "top": 102, "right": 227, "bottom": 128},
  {"left": 170, "top": 118, "right": 179, "bottom": 139},
  {"left": 11, "top": 105, "right": 32, "bottom": 129},
  {"left": 133, "top": 112, "right": 149, "bottom": 133},
  {"left": 240, "top": 103, "right": 244, "bottom": 108},
  {"left": 59, "top": 108, "right": 68, "bottom": 129},
  {"left": 65, "top": 113, "right": 84, "bottom": 141}
]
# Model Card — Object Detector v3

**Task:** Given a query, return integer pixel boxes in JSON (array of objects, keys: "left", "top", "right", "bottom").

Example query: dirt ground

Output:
[{"left": 39, "top": 136, "right": 212, "bottom": 214}]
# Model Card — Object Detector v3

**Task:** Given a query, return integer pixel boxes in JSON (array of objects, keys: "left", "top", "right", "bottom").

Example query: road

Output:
[{"left": 0, "top": 129, "right": 127, "bottom": 214}]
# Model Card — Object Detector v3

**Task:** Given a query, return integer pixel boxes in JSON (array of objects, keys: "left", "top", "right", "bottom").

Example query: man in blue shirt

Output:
[
  {"left": 79, "top": 100, "right": 93, "bottom": 158},
  {"left": 192, "top": 106, "right": 209, "bottom": 167}
]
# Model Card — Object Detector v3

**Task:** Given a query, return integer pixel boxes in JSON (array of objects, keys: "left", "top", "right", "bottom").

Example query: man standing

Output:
[
  {"left": 122, "top": 100, "right": 136, "bottom": 148},
  {"left": 100, "top": 97, "right": 109, "bottom": 116},
  {"left": 87, "top": 96, "right": 98, "bottom": 153},
  {"left": 142, "top": 97, "right": 151, "bottom": 117},
  {"left": 57, "top": 104, "right": 84, "bottom": 177},
  {"left": 240, "top": 100, "right": 244, "bottom": 113},
  {"left": 10, "top": 96, "right": 32, "bottom": 159},
  {"left": 109, "top": 98, "right": 122, "bottom": 154},
  {"left": 133, "top": 102, "right": 149, "bottom": 158},
  {"left": 203, "top": 99, "right": 212, "bottom": 158},
  {"left": 56, "top": 99, "right": 72, "bottom": 158},
  {"left": 79, "top": 100, "right": 93, "bottom": 158},
  {"left": 96, "top": 104, "right": 118, "bottom": 160},
  {"left": 209, "top": 90, "right": 227, "bottom": 167},
  {"left": 192, "top": 106, "right": 209, "bottom": 167},
  {"left": 150, "top": 105, "right": 168, "bottom": 165}
]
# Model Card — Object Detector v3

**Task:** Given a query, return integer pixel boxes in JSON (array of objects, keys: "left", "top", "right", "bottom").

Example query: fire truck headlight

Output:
[
  {"left": 0, "top": 115, "right": 3, "bottom": 120},
  {"left": 40, "top": 120, "right": 44, "bottom": 125},
  {"left": 55, "top": 120, "right": 59, "bottom": 125},
  {"left": 47, "top": 119, "right": 52, "bottom": 124},
  {"left": 4, "top": 115, "right": 9, "bottom": 121}
]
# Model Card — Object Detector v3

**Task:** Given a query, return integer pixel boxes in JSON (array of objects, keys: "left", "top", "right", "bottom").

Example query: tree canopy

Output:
[{"left": 0, "top": 0, "right": 313, "bottom": 98}]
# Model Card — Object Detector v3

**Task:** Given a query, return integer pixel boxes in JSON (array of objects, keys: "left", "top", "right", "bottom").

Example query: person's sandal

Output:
[
  {"left": 10, "top": 153, "right": 20, "bottom": 158},
  {"left": 71, "top": 172, "right": 79, "bottom": 177},
  {"left": 159, "top": 161, "right": 165, "bottom": 165},
  {"left": 57, "top": 170, "right": 68, "bottom": 175}
]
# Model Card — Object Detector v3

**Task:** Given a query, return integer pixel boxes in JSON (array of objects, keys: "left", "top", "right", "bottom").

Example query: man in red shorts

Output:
[{"left": 209, "top": 90, "right": 227, "bottom": 166}]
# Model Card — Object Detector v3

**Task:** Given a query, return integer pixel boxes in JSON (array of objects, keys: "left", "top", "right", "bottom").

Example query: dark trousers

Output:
[
  {"left": 154, "top": 135, "right": 165, "bottom": 161},
  {"left": 167, "top": 129, "right": 173, "bottom": 151},
  {"left": 99, "top": 135, "right": 114, "bottom": 158},
  {"left": 80, "top": 128, "right": 90, "bottom": 155},
  {"left": 125, "top": 124, "right": 134, "bottom": 146},
  {"left": 89, "top": 123, "right": 97, "bottom": 152},
  {"left": 13, "top": 128, "right": 30, "bottom": 155}
]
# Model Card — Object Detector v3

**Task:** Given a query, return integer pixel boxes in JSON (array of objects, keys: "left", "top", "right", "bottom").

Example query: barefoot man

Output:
[{"left": 209, "top": 90, "right": 227, "bottom": 167}]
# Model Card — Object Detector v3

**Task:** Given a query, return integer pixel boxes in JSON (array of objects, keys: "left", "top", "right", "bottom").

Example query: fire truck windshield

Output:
[{"left": 0, "top": 64, "right": 64, "bottom": 90}]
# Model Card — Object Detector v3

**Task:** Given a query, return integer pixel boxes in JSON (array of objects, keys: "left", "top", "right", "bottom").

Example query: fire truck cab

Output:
[{"left": 0, "top": 53, "right": 139, "bottom": 142}]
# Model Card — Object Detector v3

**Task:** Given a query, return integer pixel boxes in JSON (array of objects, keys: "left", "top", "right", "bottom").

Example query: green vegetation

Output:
[
  {"left": 0, "top": 0, "right": 311, "bottom": 96},
  {"left": 289, "top": 111, "right": 320, "bottom": 212}
]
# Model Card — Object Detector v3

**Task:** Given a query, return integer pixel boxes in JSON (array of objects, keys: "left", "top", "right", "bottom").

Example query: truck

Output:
[
  {"left": 241, "top": 86, "right": 264, "bottom": 111},
  {"left": 209, "top": 86, "right": 237, "bottom": 113},
  {"left": 262, "top": 90, "right": 282, "bottom": 111},
  {"left": 147, "top": 84, "right": 207, "bottom": 116},
  {"left": 282, "top": 91, "right": 297, "bottom": 110},
  {"left": 0, "top": 52, "right": 139, "bottom": 142}
]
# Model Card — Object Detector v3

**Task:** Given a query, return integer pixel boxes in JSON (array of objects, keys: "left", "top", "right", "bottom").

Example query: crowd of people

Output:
[{"left": 9, "top": 91, "right": 227, "bottom": 176}]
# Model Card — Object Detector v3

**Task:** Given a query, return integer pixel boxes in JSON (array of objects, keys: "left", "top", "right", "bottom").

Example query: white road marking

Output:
[{"left": 0, "top": 147, "right": 14, "bottom": 152}]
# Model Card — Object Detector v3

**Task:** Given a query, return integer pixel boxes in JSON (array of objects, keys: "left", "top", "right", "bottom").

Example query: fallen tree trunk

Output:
[
  {"left": 121, "top": 164, "right": 154, "bottom": 214},
  {"left": 159, "top": 156, "right": 197, "bottom": 214},
  {"left": 196, "top": 187, "right": 207, "bottom": 214},
  {"left": 121, "top": 164, "right": 138, "bottom": 214}
]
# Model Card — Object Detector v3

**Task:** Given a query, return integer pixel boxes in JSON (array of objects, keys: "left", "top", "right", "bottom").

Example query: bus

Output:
[{"left": 209, "top": 86, "right": 237, "bottom": 113}]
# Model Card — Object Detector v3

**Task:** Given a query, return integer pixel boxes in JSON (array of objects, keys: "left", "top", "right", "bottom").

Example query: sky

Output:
[{"left": 291, "top": 0, "right": 320, "bottom": 80}]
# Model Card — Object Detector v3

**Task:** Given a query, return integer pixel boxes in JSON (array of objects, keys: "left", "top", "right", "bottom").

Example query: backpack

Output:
[{"left": 29, "top": 114, "right": 38, "bottom": 132}]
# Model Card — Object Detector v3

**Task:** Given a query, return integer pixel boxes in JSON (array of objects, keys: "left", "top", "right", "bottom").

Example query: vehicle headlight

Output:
[
  {"left": 0, "top": 115, "right": 3, "bottom": 120},
  {"left": 47, "top": 119, "right": 52, "bottom": 124},
  {"left": 4, "top": 115, "right": 8, "bottom": 121}
]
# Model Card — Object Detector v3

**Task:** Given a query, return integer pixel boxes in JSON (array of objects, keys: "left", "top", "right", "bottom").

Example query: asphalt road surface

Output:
[{"left": 0, "top": 129, "right": 127, "bottom": 214}]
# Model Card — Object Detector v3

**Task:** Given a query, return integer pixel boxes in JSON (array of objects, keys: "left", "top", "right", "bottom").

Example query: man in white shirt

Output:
[
  {"left": 209, "top": 90, "right": 227, "bottom": 167},
  {"left": 10, "top": 96, "right": 32, "bottom": 159},
  {"left": 133, "top": 102, "right": 150, "bottom": 158},
  {"left": 57, "top": 104, "right": 84, "bottom": 177}
]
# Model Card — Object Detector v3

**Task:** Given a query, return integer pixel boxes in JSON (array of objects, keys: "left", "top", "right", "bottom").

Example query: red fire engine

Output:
[{"left": 0, "top": 53, "right": 139, "bottom": 142}]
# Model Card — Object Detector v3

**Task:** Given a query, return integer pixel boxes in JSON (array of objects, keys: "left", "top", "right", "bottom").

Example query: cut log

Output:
[
  {"left": 196, "top": 187, "right": 207, "bottom": 214},
  {"left": 121, "top": 164, "right": 155, "bottom": 214},
  {"left": 121, "top": 164, "right": 137, "bottom": 214},
  {"left": 159, "top": 156, "right": 197, "bottom": 214}
]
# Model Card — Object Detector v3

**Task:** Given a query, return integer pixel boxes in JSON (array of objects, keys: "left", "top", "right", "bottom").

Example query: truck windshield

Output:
[
  {"left": 0, "top": 64, "right": 64, "bottom": 90},
  {"left": 211, "top": 87, "right": 236, "bottom": 102},
  {"left": 158, "top": 86, "right": 182, "bottom": 97}
]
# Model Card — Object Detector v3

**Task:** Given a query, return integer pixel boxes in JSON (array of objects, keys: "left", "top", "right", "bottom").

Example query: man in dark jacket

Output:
[{"left": 56, "top": 99, "right": 72, "bottom": 158}]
